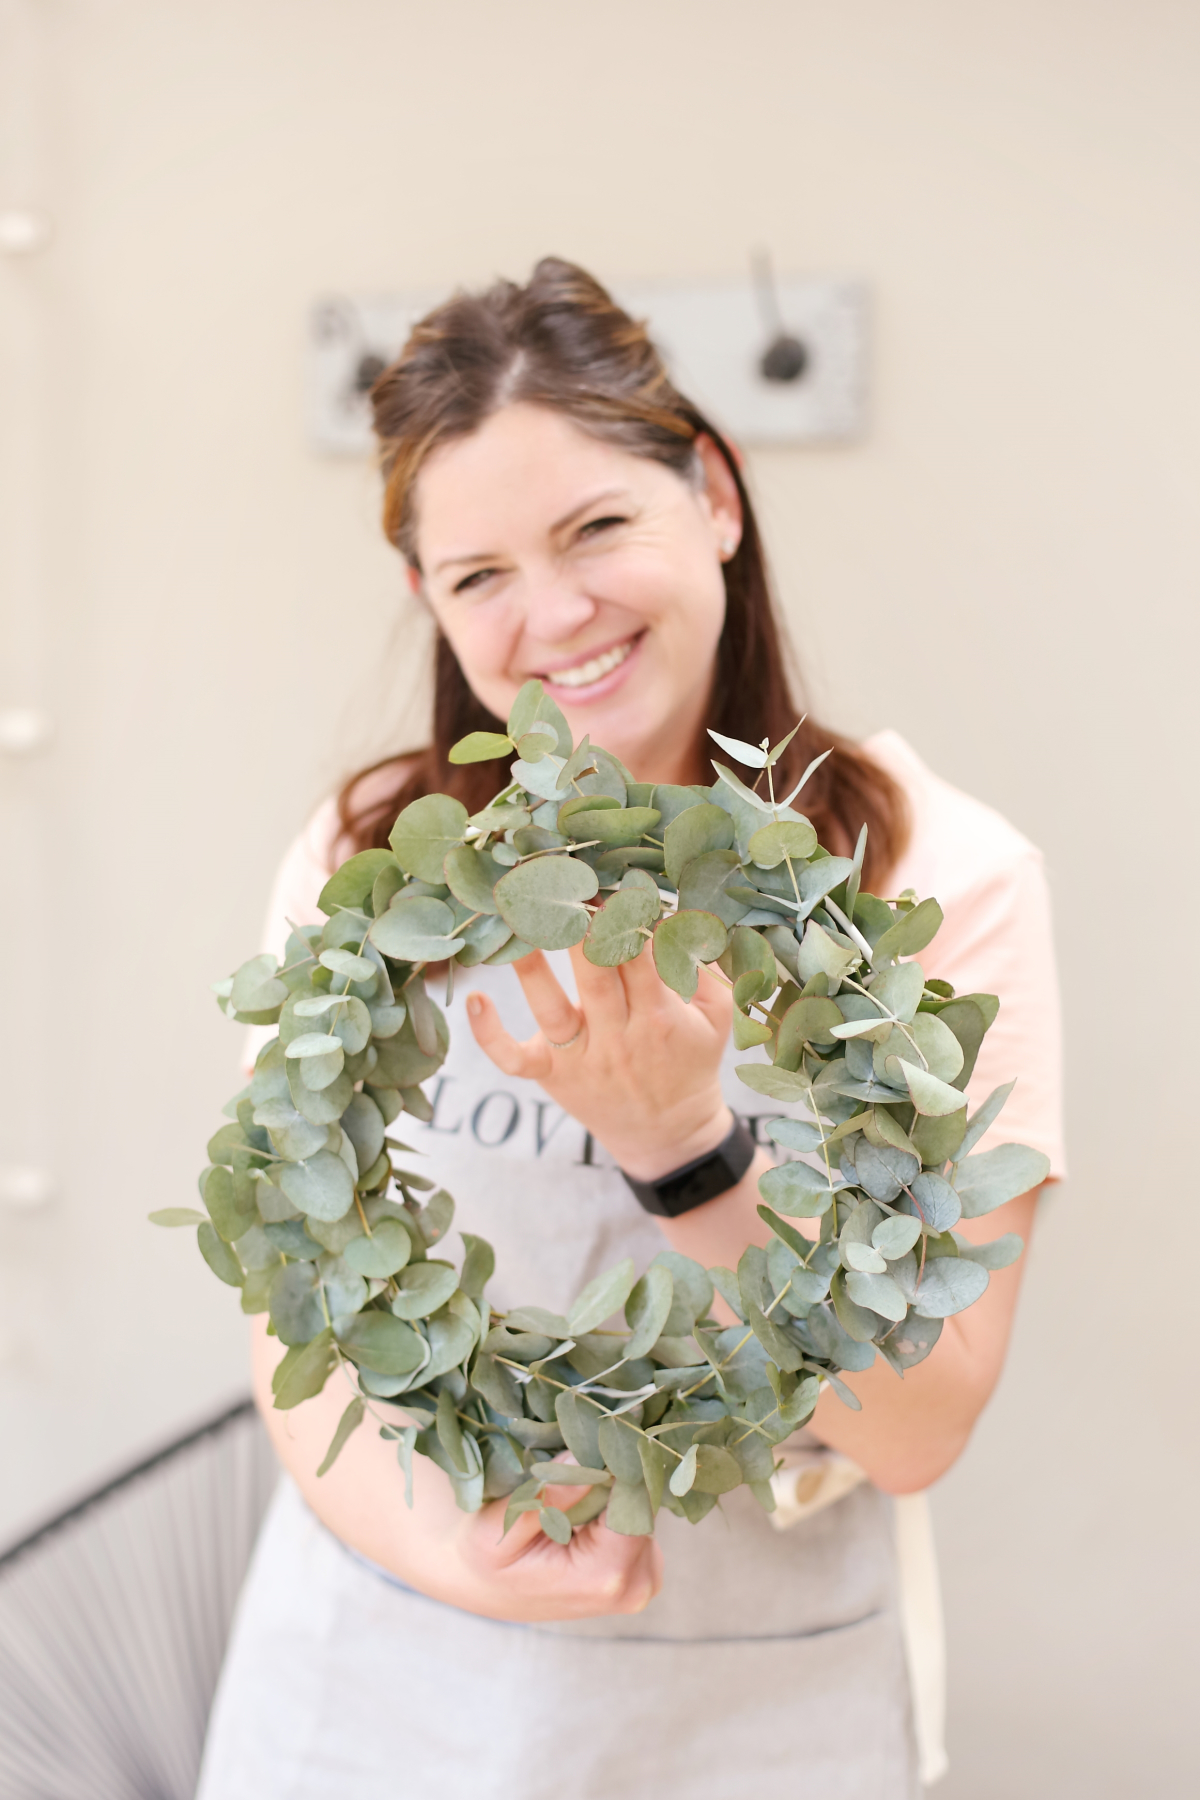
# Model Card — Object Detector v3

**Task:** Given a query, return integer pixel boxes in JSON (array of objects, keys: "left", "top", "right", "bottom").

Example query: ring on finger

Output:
[{"left": 545, "top": 1024, "right": 584, "bottom": 1051}]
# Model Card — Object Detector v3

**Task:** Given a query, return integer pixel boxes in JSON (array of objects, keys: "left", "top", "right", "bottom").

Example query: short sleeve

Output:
[
  {"left": 865, "top": 730, "right": 1065, "bottom": 1181},
  {"left": 259, "top": 797, "right": 341, "bottom": 956},
  {"left": 919, "top": 847, "right": 1067, "bottom": 1179}
]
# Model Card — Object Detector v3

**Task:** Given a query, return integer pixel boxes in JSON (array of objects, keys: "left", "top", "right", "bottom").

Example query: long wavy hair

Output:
[{"left": 337, "top": 257, "right": 907, "bottom": 888}]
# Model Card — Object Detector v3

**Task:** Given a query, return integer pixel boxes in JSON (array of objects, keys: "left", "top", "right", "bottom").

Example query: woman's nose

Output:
[{"left": 520, "top": 564, "right": 597, "bottom": 645}]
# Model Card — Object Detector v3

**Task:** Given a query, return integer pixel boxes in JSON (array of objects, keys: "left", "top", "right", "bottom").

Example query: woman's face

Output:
[{"left": 411, "top": 403, "right": 742, "bottom": 785}]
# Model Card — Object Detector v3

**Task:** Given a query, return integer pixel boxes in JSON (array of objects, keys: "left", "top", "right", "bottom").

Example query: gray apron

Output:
[{"left": 198, "top": 956, "right": 919, "bottom": 1799}]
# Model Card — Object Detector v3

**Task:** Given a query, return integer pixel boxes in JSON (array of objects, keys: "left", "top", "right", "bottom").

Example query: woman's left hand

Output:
[{"left": 466, "top": 944, "right": 733, "bottom": 1179}]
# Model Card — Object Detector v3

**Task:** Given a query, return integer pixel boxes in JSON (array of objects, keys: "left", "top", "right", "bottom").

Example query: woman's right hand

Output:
[{"left": 253, "top": 1317, "right": 662, "bottom": 1624}]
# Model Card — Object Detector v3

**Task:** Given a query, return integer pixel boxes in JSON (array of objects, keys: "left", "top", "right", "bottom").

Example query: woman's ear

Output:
[
  {"left": 693, "top": 433, "right": 744, "bottom": 560},
  {"left": 405, "top": 562, "right": 424, "bottom": 597}
]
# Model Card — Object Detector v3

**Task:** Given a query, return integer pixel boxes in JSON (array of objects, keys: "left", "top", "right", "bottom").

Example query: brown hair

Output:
[{"left": 337, "top": 258, "right": 907, "bottom": 889}]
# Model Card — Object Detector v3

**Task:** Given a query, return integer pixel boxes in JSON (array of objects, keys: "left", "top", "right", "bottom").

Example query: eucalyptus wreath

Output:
[{"left": 155, "top": 681, "right": 1048, "bottom": 1542}]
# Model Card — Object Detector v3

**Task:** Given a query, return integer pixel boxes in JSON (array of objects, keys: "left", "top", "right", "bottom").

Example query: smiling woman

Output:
[
  {"left": 197, "top": 260, "right": 1065, "bottom": 1800},
  {"left": 335, "top": 259, "right": 908, "bottom": 887}
]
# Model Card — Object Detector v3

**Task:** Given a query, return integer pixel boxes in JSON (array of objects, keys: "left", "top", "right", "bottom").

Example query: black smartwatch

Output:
[{"left": 620, "top": 1117, "right": 757, "bottom": 1218}]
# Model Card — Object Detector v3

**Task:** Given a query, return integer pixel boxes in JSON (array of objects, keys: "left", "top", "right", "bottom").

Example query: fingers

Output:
[
  {"left": 465, "top": 991, "right": 550, "bottom": 1080},
  {"left": 619, "top": 937, "right": 673, "bottom": 1012},
  {"left": 569, "top": 945, "right": 630, "bottom": 1033},
  {"left": 486, "top": 1502, "right": 663, "bottom": 1616},
  {"left": 691, "top": 962, "right": 734, "bottom": 1033},
  {"left": 571, "top": 1520, "right": 663, "bottom": 1614},
  {"left": 511, "top": 950, "right": 584, "bottom": 1046}
]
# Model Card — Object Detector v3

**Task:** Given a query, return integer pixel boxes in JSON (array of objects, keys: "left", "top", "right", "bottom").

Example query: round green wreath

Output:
[{"left": 154, "top": 681, "right": 1049, "bottom": 1542}]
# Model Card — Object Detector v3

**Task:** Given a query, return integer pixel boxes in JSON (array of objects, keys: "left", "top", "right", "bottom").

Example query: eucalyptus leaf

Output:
[
  {"left": 493, "top": 855, "right": 599, "bottom": 951},
  {"left": 669, "top": 1442, "right": 699, "bottom": 1496},
  {"left": 197, "top": 1222, "right": 243, "bottom": 1286},
  {"left": 867, "top": 961, "right": 926, "bottom": 1024},
  {"left": 391, "top": 1261, "right": 459, "bottom": 1319},
  {"left": 319, "top": 948, "right": 376, "bottom": 983},
  {"left": 908, "top": 1011, "right": 965, "bottom": 1083},
  {"left": 663, "top": 804, "right": 735, "bottom": 887},
  {"left": 652, "top": 909, "right": 727, "bottom": 1001},
  {"left": 624, "top": 1265, "right": 675, "bottom": 1361},
  {"left": 736, "top": 1062, "right": 811, "bottom": 1103},
  {"left": 796, "top": 920, "right": 857, "bottom": 985},
  {"left": 342, "top": 1217, "right": 412, "bottom": 1277},
  {"left": 507, "top": 679, "right": 572, "bottom": 758},
  {"left": 914, "top": 1256, "right": 989, "bottom": 1318},
  {"left": 269, "top": 1261, "right": 326, "bottom": 1345},
  {"left": 584, "top": 885, "right": 660, "bottom": 966},
  {"left": 776, "top": 996, "right": 843, "bottom": 1065},
  {"left": 652, "top": 1250, "right": 714, "bottom": 1336},
  {"left": 893, "top": 1059, "right": 972, "bottom": 1118},
  {"left": 537, "top": 1505, "right": 572, "bottom": 1545},
  {"left": 316, "top": 1396, "right": 364, "bottom": 1475},
  {"left": 747, "top": 818, "right": 819, "bottom": 867},
  {"left": 844, "top": 1270, "right": 908, "bottom": 1321},
  {"left": 271, "top": 1329, "right": 336, "bottom": 1409},
  {"left": 424, "top": 1301, "right": 478, "bottom": 1380},
  {"left": 337, "top": 1310, "right": 427, "bottom": 1376},
  {"left": 605, "top": 1480, "right": 654, "bottom": 1537},
  {"left": 448, "top": 731, "right": 514, "bottom": 764},
  {"left": 954, "top": 1231, "right": 1024, "bottom": 1270},
  {"left": 459, "top": 1232, "right": 495, "bottom": 1300},
  {"left": 765, "top": 1118, "right": 826, "bottom": 1153},
  {"left": 562, "top": 805, "right": 660, "bottom": 847},
  {"left": 677, "top": 850, "right": 748, "bottom": 928},
  {"left": 202, "top": 1165, "right": 259, "bottom": 1242},
  {"left": 747, "top": 1301, "right": 807, "bottom": 1372},
  {"left": 959, "top": 1080, "right": 1017, "bottom": 1158},
  {"left": 707, "top": 728, "right": 770, "bottom": 768},
  {"left": 443, "top": 844, "right": 505, "bottom": 914},
  {"left": 368, "top": 895, "right": 465, "bottom": 963},
  {"left": 318, "top": 850, "right": 397, "bottom": 917},
  {"left": 569, "top": 1258, "right": 637, "bottom": 1336},
  {"left": 598, "top": 1415, "right": 645, "bottom": 1485},
  {"left": 758, "top": 1161, "right": 838, "bottom": 1217},
  {"left": 229, "top": 953, "right": 288, "bottom": 1016},
  {"left": 921, "top": 998, "right": 983, "bottom": 1090},
  {"left": 954, "top": 1143, "right": 1051, "bottom": 1216},
  {"left": 472, "top": 1352, "right": 526, "bottom": 1417},
  {"left": 388, "top": 795, "right": 469, "bottom": 885},
  {"left": 691, "top": 1444, "right": 743, "bottom": 1495},
  {"left": 908, "top": 1170, "right": 963, "bottom": 1231},
  {"left": 871, "top": 896, "right": 944, "bottom": 965},
  {"left": 262, "top": 1218, "right": 323, "bottom": 1259},
  {"left": 872, "top": 1214, "right": 922, "bottom": 1259},
  {"left": 279, "top": 1151, "right": 354, "bottom": 1224}
]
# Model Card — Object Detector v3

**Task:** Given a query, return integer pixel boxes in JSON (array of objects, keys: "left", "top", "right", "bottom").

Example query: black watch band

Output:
[{"left": 620, "top": 1117, "right": 757, "bottom": 1219}]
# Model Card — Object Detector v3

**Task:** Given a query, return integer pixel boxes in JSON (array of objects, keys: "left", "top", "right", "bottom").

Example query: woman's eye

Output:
[
  {"left": 578, "top": 514, "right": 627, "bottom": 541},
  {"left": 452, "top": 567, "right": 498, "bottom": 595}
]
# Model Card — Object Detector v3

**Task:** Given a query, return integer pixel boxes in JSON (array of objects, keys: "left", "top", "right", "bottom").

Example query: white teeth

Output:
[{"left": 545, "top": 638, "right": 635, "bottom": 690}]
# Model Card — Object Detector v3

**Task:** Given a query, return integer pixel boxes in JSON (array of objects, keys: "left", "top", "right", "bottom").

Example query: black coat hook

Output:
[{"left": 751, "top": 250, "right": 809, "bottom": 385}]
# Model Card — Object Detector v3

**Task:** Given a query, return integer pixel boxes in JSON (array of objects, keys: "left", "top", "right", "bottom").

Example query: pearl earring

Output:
[{"left": 720, "top": 537, "right": 738, "bottom": 559}]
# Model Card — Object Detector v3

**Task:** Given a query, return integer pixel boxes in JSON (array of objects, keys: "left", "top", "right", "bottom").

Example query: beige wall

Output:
[{"left": 2, "top": 1, "right": 1197, "bottom": 1790}]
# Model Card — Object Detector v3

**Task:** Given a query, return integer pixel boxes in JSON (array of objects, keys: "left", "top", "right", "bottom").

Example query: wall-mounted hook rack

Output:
[{"left": 307, "top": 268, "right": 868, "bottom": 455}]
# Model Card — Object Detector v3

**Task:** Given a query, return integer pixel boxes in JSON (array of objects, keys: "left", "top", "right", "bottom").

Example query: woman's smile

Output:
[
  {"left": 414, "top": 404, "right": 742, "bottom": 782},
  {"left": 534, "top": 630, "right": 645, "bottom": 700}
]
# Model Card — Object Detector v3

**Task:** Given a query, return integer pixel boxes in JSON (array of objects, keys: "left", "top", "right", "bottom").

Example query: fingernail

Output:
[{"left": 467, "top": 994, "right": 483, "bottom": 1018}]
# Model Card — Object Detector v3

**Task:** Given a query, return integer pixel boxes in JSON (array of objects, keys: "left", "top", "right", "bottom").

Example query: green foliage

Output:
[{"left": 178, "top": 683, "right": 1048, "bottom": 1545}]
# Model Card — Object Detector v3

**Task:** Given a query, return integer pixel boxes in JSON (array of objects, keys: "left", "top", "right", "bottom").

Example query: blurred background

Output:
[{"left": 1, "top": 1, "right": 1197, "bottom": 1793}]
